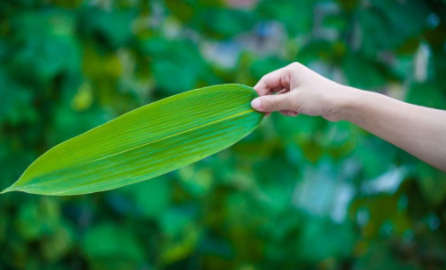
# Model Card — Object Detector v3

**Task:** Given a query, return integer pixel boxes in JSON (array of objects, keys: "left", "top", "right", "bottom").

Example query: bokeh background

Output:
[{"left": 1, "top": 0, "right": 446, "bottom": 269}]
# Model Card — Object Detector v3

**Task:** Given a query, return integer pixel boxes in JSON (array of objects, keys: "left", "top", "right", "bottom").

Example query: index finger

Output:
[{"left": 253, "top": 66, "right": 290, "bottom": 96}]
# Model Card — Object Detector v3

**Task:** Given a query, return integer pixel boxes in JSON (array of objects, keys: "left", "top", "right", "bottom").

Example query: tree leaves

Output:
[{"left": 2, "top": 84, "right": 263, "bottom": 195}]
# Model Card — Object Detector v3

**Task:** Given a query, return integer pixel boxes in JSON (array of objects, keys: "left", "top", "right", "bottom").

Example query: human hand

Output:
[
  {"left": 251, "top": 62, "right": 356, "bottom": 122},
  {"left": 250, "top": 63, "right": 446, "bottom": 172}
]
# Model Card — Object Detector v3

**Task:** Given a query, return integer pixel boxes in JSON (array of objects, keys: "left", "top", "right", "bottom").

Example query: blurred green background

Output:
[{"left": 1, "top": 0, "right": 446, "bottom": 269}]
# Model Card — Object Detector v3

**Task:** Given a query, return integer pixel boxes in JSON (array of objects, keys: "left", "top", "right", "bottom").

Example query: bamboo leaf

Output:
[{"left": 2, "top": 84, "right": 263, "bottom": 196}]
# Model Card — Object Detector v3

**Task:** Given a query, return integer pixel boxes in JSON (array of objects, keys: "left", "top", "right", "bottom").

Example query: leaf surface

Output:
[{"left": 2, "top": 84, "right": 263, "bottom": 195}]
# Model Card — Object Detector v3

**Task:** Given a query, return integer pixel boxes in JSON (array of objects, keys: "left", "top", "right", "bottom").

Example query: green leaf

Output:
[{"left": 2, "top": 84, "right": 263, "bottom": 196}]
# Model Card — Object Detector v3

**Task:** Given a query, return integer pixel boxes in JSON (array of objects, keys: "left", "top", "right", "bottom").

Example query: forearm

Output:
[{"left": 340, "top": 87, "right": 446, "bottom": 172}]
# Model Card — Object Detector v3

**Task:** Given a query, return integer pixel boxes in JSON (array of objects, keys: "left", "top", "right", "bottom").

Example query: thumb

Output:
[{"left": 251, "top": 93, "right": 295, "bottom": 112}]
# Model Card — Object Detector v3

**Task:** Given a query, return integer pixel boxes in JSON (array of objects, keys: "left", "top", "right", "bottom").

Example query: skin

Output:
[{"left": 251, "top": 62, "right": 446, "bottom": 172}]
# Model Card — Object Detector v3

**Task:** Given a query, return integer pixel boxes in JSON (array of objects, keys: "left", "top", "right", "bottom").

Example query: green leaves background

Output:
[{"left": 0, "top": 0, "right": 445, "bottom": 269}]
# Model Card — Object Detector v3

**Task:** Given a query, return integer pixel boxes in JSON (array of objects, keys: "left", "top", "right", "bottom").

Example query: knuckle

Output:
[
  {"left": 265, "top": 96, "right": 278, "bottom": 110},
  {"left": 281, "top": 68, "right": 293, "bottom": 87},
  {"left": 282, "top": 67, "right": 292, "bottom": 77},
  {"left": 289, "top": 62, "right": 301, "bottom": 70},
  {"left": 261, "top": 75, "right": 273, "bottom": 87}
]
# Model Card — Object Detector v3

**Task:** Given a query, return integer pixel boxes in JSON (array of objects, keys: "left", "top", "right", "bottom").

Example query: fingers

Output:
[
  {"left": 254, "top": 67, "right": 291, "bottom": 96},
  {"left": 276, "top": 88, "right": 288, "bottom": 95},
  {"left": 279, "top": 110, "right": 299, "bottom": 117},
  {"left": 253, "top": 63, "right": 307, "bottom": 96},
  {"left": 275, "top": 89, "right": 297, "bottom": 116},
  {"left": 252, "top": 63, "right": 305, "bottom": 115},
  {"left": 251, "top": 92, "right": 296, "bottom": 113}
]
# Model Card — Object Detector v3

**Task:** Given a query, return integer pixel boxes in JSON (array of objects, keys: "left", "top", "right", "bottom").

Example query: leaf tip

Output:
[{"left": 1, "top": 186, "right": 16, "bottom": 194}]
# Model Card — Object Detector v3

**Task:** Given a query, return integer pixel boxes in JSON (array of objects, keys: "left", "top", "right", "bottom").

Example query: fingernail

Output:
[{"left": 251, "top": 98, "right": 261, "bottom": 110}]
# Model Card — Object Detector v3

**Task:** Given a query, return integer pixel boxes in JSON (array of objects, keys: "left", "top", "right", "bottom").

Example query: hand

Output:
[
  {"left": 252, "top": 64, "right": 446, "bottom": 172},
  {"left": 251, "top": 62, "right": 355, "bottom": 122}
]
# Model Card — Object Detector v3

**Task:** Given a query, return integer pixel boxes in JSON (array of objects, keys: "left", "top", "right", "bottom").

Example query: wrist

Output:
[{"left": 336, "top": 85, "right": 372, "bottom": 122}]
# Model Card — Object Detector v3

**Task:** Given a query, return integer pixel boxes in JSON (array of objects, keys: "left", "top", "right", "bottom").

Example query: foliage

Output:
[
  {"left": 4, "top": 84, "right": 263, "bottom": 195},
  {"left": 0, "top": 0, "right": 445, "bottom": 269}
]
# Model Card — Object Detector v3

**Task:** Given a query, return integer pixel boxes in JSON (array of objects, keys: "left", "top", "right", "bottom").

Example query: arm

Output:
[{"left": 251, "top": 63, "right": 446, "bottom": 172}]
